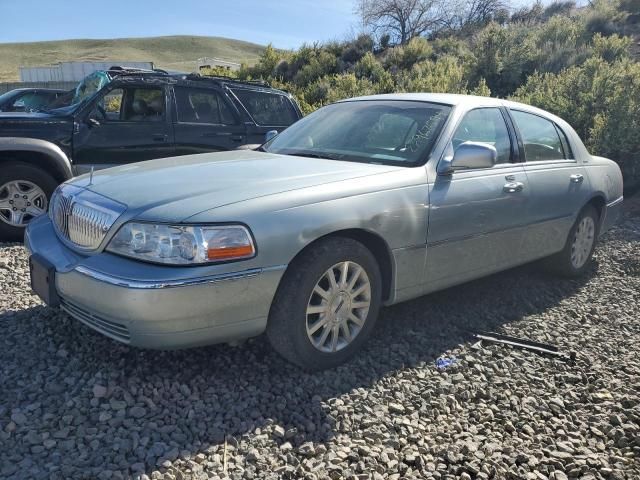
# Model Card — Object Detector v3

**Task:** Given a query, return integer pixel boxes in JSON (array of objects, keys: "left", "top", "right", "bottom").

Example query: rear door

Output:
[
  {"left": 426, "top": 107, "right": 530, "bottom": 291},
  {"left": 229, "top": 87, "right": 301, "bottom": 144},
  {"left": 74, "top": 84, "right": 174, "bottom": 171},
  {"left": 508, "top": 109, "right": 591, "bottom": 260},
  {"left": 172, "top": 86, "right": 247, "bottom": 154}
]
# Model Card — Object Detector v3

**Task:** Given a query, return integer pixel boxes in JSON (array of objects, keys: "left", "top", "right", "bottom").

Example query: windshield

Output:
[
  {"left": 264, "top": 100, "right": 451, "bottom": 166},
  {"left": 71, "top": 71, "right": 111, "bottom": 106},
  {"left": 0, "top": 90, "right": 19, "bottom": 105}
]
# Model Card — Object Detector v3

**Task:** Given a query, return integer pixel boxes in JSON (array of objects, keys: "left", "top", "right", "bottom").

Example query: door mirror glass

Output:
[
  {"left": 265, "top": 130, "right": 279, "bottom": 142},
  {"left": 446, "top": 141, "right": 497, "bottom": 172}
]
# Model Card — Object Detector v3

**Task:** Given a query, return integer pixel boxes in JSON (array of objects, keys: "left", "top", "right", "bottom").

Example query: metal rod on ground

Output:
[
  {"left": 472, "top": 331, "right": 576, "bottom": 362},
  {"left": 223, "top": 435, "right": 228, "bottom": 473}
]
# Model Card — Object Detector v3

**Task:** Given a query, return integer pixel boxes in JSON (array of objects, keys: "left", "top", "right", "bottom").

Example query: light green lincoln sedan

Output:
[{"left": 25, "top": 94, "right": 623, "bottom": 370}]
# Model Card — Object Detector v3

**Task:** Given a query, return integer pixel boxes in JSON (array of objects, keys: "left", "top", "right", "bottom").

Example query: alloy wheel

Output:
[
  {"left": 305, "top": 261, "right": 371, "bottom": 353},
  {"left": 0, "top": 180, "right": 48, "bottom": 227},
  {"left": 570, "top": 216, "right": 595, "bottom": 269}
]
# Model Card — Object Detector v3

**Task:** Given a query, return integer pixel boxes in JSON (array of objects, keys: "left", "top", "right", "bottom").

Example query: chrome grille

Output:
[{"left": 51, "top": 184, "right": 125, "bottom": 250}]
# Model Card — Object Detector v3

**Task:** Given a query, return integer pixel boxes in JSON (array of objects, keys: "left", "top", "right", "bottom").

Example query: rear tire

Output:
[
  {"left": 545, "top": 205, "right": 599, "bottom": 278},
  {"left": 0, "top": 162, "right": 58, "bottom": 242},
  {"left": 267, "top": 237, "right": 382, "bottom": 371}
]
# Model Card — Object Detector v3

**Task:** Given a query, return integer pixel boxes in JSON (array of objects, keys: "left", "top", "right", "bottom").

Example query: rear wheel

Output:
[
  {"left": 546, "top": 205, "right": 599, "bottom": 277},
  {"left": 0, "top": 162, "right": 58, "bottom": 242},
  {"left": 267, "top": 237, "right": 382, "bottom": 370}
]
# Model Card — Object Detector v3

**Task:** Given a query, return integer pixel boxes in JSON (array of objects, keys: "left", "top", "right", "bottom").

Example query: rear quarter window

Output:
[{"left": 231, "top": 88, "right": 298, "bottom": 126}]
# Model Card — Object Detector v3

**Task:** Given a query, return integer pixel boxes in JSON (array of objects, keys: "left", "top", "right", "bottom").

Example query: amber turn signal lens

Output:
[{"left": 207, "top": 244, "right": 255, "bottom": 260}]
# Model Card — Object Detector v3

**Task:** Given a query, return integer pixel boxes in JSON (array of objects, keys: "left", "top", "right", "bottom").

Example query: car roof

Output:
[
  {"left": 5, "top": 88, "right": 65, "bottom": 94},
  {"left": 340, "top": 92, "right": 564, "bottom": 123}
]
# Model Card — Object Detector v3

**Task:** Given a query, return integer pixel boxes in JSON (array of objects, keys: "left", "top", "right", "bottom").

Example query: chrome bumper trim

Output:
[
  {"left": 73, "top": 265, "right": 284, "bottom": 289},
  {"left": 607, "top": 196, "right": 623, "bottom": 208}
]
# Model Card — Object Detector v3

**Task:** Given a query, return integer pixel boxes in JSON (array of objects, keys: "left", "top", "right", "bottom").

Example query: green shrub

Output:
[
  {"left": 396, "top": 56, "right": 489, "bottom": 95},
  {"left": 513, "top": 56, "right": 640, "bottom": 188}
]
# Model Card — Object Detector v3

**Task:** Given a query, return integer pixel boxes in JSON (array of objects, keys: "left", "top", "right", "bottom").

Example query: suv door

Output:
[
  {"left": 425, "top": 107, "right": 530, "bottom": 291},
  {"left": 172, "top": 86, "right": 247, "bottom": 154},
  {"left": 229, "top": 87, "right": 301, "bottom": 144},
  {"left": 74, "top": 85, "right": 174, "bottom": 172},
  {"left": 508, "top": 109, "right": 591, "bottom": 261}
]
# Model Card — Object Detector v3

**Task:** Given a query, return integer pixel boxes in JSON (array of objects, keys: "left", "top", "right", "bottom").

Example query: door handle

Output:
[
  {"left": 152, "top": 134, "right": 168, "bottom": 142},
  {"left": 570, "top": 174, "right": 584, "bottom": 183},
  {"left": 230, "top": 135, "right": 244, "bottom": 142},
  {"left": 503, "top": 181, "right": 524, "bottom": 193}
]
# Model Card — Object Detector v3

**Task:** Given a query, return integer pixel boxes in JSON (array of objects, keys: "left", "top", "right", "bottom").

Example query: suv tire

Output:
[
  {"left": 0, "top": 162, "right": 58, "bottom": 242},
  {"left": 267, "top": 237, "right": 382, "bottom": 371}
]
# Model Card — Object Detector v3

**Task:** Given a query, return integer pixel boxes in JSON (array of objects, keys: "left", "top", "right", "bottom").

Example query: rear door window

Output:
[
  {"left": 174, "top": 87, "right": 237, "bottom": 125},
  {"left": 231, "top": 88, "right": 298, "bottom": 126},
  {"left": 511, "top": 110, "right": 566, "bottom": 162}
]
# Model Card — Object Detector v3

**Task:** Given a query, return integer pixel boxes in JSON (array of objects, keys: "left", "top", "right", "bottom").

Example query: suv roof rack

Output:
[
  {"left": 183, "top": 73, "right": 271, "bottom": 88},
  {"left": 107, "top": 66, "right": 170, "bottom": 77}
]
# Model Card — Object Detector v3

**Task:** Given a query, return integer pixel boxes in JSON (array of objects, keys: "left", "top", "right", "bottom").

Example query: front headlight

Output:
[{"left": 106, "top": 223, "right": 256, "bottom": 265}]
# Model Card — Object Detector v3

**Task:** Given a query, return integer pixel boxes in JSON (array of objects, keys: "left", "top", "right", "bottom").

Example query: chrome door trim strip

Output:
[{"left": 426, "top": 213, "right": 573, "bottom": 247}]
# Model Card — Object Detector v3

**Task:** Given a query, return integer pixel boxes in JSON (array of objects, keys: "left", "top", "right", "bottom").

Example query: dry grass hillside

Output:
[{"left": 0, "top": 35, "right": 266, "bottom": 82}]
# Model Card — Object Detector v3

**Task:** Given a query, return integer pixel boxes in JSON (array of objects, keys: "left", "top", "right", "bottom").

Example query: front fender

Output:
[{"left": 0, "top": 137, "right": 73, "bottom": 180}]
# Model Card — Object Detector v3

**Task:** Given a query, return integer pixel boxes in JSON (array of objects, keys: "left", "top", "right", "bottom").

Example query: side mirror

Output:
[
  {"left": 86, "top": 117, "right": 101, "bottom": 128},
  {"left": 439, "top": 142, "right": 497, "bottom": 175},
  {"left": 265, "top": 130, "right": 278, "bottom": 142}
]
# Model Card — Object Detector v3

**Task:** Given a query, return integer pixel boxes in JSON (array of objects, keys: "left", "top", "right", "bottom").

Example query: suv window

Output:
[
  {"left": 174, "top": 87, "right": 237, "bottom": 125},
  {"left": 511, "top": 110, "right": 566, "bottom": 162},
  {"left": 96, "top": 87, "right": 165, "bottom": 122},
  {"left": 452, "top": 108, "right": 512, "bottom": 164},
  {"left": 231, "top": 88, "right": 298, "bottom": 126}
]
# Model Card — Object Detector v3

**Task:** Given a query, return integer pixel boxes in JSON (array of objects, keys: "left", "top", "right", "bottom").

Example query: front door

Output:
[
  {"left": 508, "top": 109, "right": 592, "bottom": 260},
  {"left": 74, "top": 85, "right": 175, "bottom": 173},
  {"left": 425, "top": 107, "right": 530, "bottom": 292},
  {"left": 172, "top": 86, "right": 247, "bottom": 154}
]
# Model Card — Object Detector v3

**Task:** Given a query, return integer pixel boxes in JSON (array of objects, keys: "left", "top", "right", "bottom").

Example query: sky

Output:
[{"left": 0, "top": 0, "right": 360, "bottom": 49}]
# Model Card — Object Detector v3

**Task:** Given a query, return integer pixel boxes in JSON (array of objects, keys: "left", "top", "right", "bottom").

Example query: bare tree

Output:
[
  {"left": 439, "top": 0, "right": 510, "bottom": 31},
  {"left": 356, "top": 0, "right": 445, "bottom": 45}
]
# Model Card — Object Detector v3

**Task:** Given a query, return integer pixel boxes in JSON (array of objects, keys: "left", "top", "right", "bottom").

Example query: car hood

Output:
[{"left": 73, "top": 150, "right": 403, "bottom": 221}]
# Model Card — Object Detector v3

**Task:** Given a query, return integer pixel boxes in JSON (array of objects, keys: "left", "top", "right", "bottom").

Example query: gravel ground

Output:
[{"left": 1, "top": 198, "right": 639, "bottom": 480}]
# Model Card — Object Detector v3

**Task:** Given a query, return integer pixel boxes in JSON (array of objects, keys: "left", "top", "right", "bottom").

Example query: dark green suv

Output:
[{"left": 0, "top": 68, "right": 303, "bottom": 241}]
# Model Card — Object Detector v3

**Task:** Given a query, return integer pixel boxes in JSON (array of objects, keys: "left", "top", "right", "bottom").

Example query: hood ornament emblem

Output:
[{"left": 89, "top": 166, "right": 94, "bottom": 186}]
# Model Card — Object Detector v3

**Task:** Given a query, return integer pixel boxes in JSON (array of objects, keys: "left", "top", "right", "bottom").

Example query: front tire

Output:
[
  {"left": 546, "top": 204, "right": 599, "bottom": 277},
  {"left": 0, "top": 162, "right": 58, "bottom": 242},
  {"left": 267, "top": 237, "right": 382, "bottom": 370}
]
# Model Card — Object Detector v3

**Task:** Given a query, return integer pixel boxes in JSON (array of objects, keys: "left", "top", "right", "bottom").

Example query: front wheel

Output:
[
  {"left": 546, "top": 204, "right": 599, "bottom": 277},
  {"left": 267, "top": 237, "right": 382, "bottom": 370},
  {"left": 0, "top": 162, "right": 58, "bottom": 242}
]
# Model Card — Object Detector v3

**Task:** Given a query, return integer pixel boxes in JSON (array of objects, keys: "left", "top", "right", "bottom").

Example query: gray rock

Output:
[{"left": 93, "top": 384, "right": 108, "bottom": 398}]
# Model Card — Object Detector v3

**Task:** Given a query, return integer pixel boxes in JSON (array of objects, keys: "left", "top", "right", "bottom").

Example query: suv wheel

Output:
[
  {"left": 0, "top": 162, "right": 58, "bottom": 242},
  {"left": 267, "top": 237, "right": 382, "bottom": 370}
]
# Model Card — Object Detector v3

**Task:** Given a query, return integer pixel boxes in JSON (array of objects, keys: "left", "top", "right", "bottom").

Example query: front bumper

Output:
[{"left": 25, "top": 215, "right": 286, "bottom": 349}]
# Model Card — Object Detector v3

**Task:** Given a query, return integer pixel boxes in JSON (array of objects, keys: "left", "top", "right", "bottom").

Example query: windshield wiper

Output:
[{"left": 282, "top": 150, "right": 344, "bottom": 161}]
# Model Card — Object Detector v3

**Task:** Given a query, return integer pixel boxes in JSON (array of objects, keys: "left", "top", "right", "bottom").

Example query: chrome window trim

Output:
[
  {"left": 72, "top": 265, "right": 286, "bottom": 289},
  {"left": 521, "top": 159, "right": 579, "bottom": 166}
]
